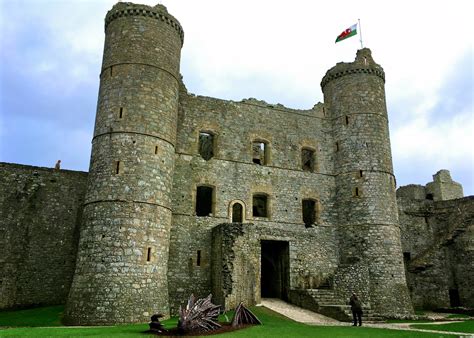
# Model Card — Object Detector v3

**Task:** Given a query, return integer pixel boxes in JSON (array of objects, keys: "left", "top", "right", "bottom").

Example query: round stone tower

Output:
[
  {"left": 64, "top": 3, "right": 183, "bottom": 325},
  {"left": 321, "top": 49, "right": 413, "bottom": 316}
]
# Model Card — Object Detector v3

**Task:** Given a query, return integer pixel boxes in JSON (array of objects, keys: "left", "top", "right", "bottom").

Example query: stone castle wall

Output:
[
  {"left": 0, "top": 163, "right": 87, "bottom": 309},
  {"left": 6, "top": 1, "right": 473, "bottom": 324},
  {"left": 210, "top": 223, "right": 338, "bottom": 311},
  {"left": 397, "top": 173, "right": 473, "bottom": 309},
  {"left": 167, "top": 93, "right": 338, "bottom": 312}
]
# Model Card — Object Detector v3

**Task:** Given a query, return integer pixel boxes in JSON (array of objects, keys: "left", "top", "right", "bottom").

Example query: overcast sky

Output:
[{"left": 1, "top": 0, "right": 473, "bottom": 196}]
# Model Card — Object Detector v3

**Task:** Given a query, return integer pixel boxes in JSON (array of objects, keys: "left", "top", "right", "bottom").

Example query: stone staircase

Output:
[{"left": 289, "top": 288, "right": 383, "bottom": 322}]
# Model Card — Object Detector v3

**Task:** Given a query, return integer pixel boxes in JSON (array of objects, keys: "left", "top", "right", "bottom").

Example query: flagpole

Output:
[{"left": 358, "top": 18, "right": 363, "bottom": 49}]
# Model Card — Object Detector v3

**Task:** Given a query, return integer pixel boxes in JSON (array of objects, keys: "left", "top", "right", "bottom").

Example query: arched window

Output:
[{"left": 232, "top": 203, "right": 243, "bottom": 223}]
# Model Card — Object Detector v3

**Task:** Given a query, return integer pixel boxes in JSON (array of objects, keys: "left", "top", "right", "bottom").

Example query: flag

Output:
[{"left": 335, "top": 24, "right": 357, "bottom": 43}]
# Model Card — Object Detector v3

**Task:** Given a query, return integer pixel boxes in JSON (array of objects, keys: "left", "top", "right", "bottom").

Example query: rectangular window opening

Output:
[
  {"left": 110, "top": 66, "right": 113, "bottom": 76},
  {"left": 403, "top": 252, "right": 411, "bottom": 261},
  {"left": 199, "top": 132, "right": 214, "bottom": 160},
  {"left": 302, "top": 199, "right": 316, "bottom": 228},
  {"left": 449, "top": 289, "right": 461, "bottom": 307},
  {"left": 302, "top": 148, "right": 315, "bottom": 172},
  {"left": 359, "top": 170, "right": 363, "bottom": 178},
  {"left": 345, "top": 116, "right": 349, "bottom": 125},
  {"left": 196, "top": 250, "right": 201, "bottom": 266},
  {"left": 354, "top": 187, "right": 360, "bottom": 197},
  {"left": 154, "top": 145, "right": 158, "bottom": 154},
  {"left": 196, "top": 186, "right": 213, "bottom": 216},
  {"left": 115, "top": 161, "right": 121, "bottom": 174},
  {"left": 335, "top": 141, "right": 339, "bottom": 152},
  {"left": 146, "top": 247, "right": 152, "bottom": 262},
  {"left": 253, "top": 194, "right": 268, "bottom": 217},
  {"left": 252, "top": 141, "right": 267, "bottom": 165},
  {"left": 119, "top": 107, "right": 123, "bottom": 119}
]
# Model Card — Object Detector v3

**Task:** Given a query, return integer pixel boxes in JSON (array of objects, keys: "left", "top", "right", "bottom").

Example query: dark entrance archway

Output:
[{"left": 261, "top": 240, "right": 289, "bottom": 300}]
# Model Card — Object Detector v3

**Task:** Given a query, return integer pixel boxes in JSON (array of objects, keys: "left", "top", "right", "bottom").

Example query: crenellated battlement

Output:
[
  {"left": 320, "top": 48, "right": 385, "bottom": 89},
  {"left": 105, "top": 3, "right": 184, "bottom": 45},
  {"left": 321, "top": 67, "right": 385, "bottom": 89}
]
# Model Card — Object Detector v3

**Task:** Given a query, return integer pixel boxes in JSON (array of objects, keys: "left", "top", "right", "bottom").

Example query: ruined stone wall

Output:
[
  {"left": 210, "top": 223, "right": 338, "bottom": 311},
  {"left": 397, "top": 181, "right": 473, "bottom": 309},
  {"left": 167, "top": 92, "right": 339, "bottom": 312},
  {"left": 0, "top": 163, "right": 87, "bottom": 309}
]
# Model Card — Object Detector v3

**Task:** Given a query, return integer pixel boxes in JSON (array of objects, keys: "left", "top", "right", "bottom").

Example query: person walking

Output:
[{"left": 349, "top": 292, "right": 363, "bottom": 326}]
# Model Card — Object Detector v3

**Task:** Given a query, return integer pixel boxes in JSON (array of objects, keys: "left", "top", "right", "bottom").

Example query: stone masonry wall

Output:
[
  {"left": 0, "top": 162, "right": 87, "bottom": 309},
  {"left": 210, "top": 223, "right": 338, "bottom": 311},
  {"left": 64, "top": 2, "right": 183, "bottom": 325},
  {"left": 167, "top": 91, "right": 340, "bottom": 313},
  {"left": 321, "top": 49, "right": 412, "bottom": 316},
  {"left": 397, "top": 181, "right": 474, "bottom": 309}
]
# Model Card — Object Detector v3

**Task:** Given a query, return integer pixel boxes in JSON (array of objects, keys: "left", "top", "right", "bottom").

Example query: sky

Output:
[{"left": 0, "top": 0, "right": 473, "bottom": 196}]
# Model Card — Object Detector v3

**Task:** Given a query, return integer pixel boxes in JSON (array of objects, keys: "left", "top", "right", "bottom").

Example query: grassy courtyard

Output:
[{"left": 0, "top": 305, "right": 472, "bottom": 337}]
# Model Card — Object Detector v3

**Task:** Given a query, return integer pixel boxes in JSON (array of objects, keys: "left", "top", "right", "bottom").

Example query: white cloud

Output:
[{"left": 1, "top": 0, "right": 472, "bottom": 194}]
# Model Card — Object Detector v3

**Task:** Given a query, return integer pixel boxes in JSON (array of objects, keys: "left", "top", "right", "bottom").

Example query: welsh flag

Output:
[{"left": 335, "top": 24, "right": 357, "bottom": 43}]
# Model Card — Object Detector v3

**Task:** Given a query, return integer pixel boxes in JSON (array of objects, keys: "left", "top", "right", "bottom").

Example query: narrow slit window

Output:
[
  {"left": 354, "top": 187, "right": 360, "bottom": 197},
  {"left": 252, "top": 141, "right": 267, "bottom": 165},
  {"left": 359, "top": 170, "right": 363, "bottom": 178},
  {"left": 196, "top": 250, "right": 201, "bottom": 266},
  {"left": 302, "top": 148, "right": 315, "bottom": 172},
  {"left": 302, "top": 199, "right": 316, "bottom": 228},
  {"left": 199, "top": 132, "right": 214, "bottom": 160},
  {"left": 146, "top": 247, "right": 152, "bottom": 262},
  {"left": 335, "top": 141, "right": 339, "bottom": 152},
  {"left": 155, "top": 145, "right": 158, "bottom": 154},
  {"left": 252, "top": 194, "right": 268, "bottom": 217},
  {"left": 119, "top": 107, "right": 123, "bottom": 119},
  {"left": 110, "top": 66, "right": 113, "bottom": 76},
  {"left": 345, "top": 116, "right": 349, "bottom": 125},
  {"left": 115, "top": 161, "right": 121, "bottom": 174},
  {"left": 196, "top": 186, "right": 213, "bottom": 216}
]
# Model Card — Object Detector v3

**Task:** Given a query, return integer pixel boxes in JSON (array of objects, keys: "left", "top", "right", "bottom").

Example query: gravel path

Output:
[
  {"left": 259, "top": 298, "right": 340, "bottom": 324},
  {"left": 259, "top": 298, "right": 473, "bottom": 336}
]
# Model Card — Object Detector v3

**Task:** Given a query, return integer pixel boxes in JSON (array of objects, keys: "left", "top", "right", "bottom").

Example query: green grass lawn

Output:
[
  {"left": 411, "top": 320, "right": 474, "bottom": 333},
  {"left": 0, "top": 306, "right": 64, "bottom": 327},
  {"left": 0, "top": 305, "right": 458, "bottom": 337},
  {"left": 446, "top": 313, "right": 470, "bottom": 319}
]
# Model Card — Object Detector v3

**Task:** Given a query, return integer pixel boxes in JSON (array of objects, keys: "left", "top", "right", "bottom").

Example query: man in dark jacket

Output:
[{"left": 349, "top": 293, "right": 363, "bottom": 326}]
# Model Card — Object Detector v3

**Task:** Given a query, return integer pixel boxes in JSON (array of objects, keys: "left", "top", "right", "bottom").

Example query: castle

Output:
[{"left": 0, "top": 2, "right": 472, "bottom": 325}]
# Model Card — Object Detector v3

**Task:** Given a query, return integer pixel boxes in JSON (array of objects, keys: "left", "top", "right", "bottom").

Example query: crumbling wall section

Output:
[
  {"left": 397, "top": 181, "right": 473, "bottom": 309},
  {"left": 209, "top": 223, "right": 338, "bottom": 312}
]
